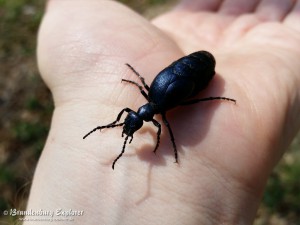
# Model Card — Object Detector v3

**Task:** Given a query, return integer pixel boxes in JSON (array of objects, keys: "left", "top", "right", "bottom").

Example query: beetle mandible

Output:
[{"left": 83, "top": 51, "right": 236, "bottom": 169}]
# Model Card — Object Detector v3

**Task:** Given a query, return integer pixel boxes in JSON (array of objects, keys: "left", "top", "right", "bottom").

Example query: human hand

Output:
[{"left": 26, "top": 0, "right": 300, "bottom": 224}]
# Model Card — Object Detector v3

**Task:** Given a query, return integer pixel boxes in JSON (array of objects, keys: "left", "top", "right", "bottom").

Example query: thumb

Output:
[{"left": 38, "top": 0, "right": 181, "bottom": 107}]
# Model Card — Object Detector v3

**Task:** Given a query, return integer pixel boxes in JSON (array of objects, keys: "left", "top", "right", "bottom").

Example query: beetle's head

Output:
[{"left": 123, "top": 111, "right": 143, "bottom": 136}]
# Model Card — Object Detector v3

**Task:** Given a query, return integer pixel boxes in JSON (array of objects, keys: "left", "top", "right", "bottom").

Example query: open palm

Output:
[{"left": 26, "top": 1, "right": 300, "bottom": 224}]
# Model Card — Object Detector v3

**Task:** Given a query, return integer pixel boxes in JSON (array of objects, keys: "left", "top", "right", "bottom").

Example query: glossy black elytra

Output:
[{"left": 83, "top": 51, "right": 236, "bottom": 169}]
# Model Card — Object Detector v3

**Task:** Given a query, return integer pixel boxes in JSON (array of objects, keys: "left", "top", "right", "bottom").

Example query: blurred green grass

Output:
[{"left": 0, "top": 0, "right": 299, "bottom": 224}]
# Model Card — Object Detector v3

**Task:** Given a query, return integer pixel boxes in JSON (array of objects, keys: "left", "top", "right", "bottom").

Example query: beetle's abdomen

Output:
[
  {"left": 148, "top": 51, "right": 216, "bottom": 111},
  {"left": 149, "top": 72, "right": 195, "bottom": 111},
  {"left": 172, "top": 51, "right": 216, "bottom": 96}
]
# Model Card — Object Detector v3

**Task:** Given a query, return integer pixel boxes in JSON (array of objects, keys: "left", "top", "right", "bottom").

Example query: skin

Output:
[{"left": 25, "top": 0, "right": 300, "bottom": 224}]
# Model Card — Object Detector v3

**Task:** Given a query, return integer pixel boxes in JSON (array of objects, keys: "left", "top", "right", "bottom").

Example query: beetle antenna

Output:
[
  {"left": 83, "top": 123, "right": 124, "bottom": 139},
  {"left": 112, "top": 135, "right": 129, "bottom": 170}
]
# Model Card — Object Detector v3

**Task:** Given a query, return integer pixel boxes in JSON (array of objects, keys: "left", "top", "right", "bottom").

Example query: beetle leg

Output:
[
  {"left": 151, "top": 119, "right": 161, "bottom": 154},
  {"left": 180, "top": 97, "right": 236, "bottom": 105},
  {"left": 161, "top": 113, "right": 178, "bottom": 163},
  {"left": 112, "top": 135, "right": 130, "bottom": 170},
  {"left": 122, "top": 79, "right": 148, "bottom": 100},
  {"left": 114, "top": 107, "right": 132, "bottom": 122},
  {"left": 129, "top": 135, "right": 133, "bottom": 144},
  {"left": 125, "top": 63, "right": 150, "bottom": 91},
  {"left": 83, "top": 108, "right": 132, "bottom": 139}
]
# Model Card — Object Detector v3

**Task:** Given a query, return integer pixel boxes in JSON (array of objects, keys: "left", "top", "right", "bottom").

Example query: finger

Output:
[
  {"left": 219, "top": 0, "right": 260, "bottom": 15},
  {"left": 255, "top": 0, "right": 296, "bottom": 21},
  {"left": 284, "top": 0, "right": 300, "bottom": 31},
  {"left": 175, "top": 0, "right": 223, "bottom": 12}
]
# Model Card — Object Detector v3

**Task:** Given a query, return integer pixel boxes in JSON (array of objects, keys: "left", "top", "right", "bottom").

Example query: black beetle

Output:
[{"left": 83, "top": 51, "right": 236, "bottom": 169}]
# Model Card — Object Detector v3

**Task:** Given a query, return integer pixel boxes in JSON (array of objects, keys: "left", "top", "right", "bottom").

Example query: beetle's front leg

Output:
[
  {"left": 151, "top": 119, "right": 161, "bottom": 153},
  {"left": 83, "top": 108, "right": 132, "bottom": 139}
]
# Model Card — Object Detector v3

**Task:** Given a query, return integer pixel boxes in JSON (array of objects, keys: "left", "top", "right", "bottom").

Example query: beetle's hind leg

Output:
[
  {"left": 161, "top": 113, "right": 178, "bottom": 163},
  {"left": 180, "top": 97, "right": 236, "bottom": 105},
  {"left": 125, "top": 63, "right": 150, "bottom": 91}
]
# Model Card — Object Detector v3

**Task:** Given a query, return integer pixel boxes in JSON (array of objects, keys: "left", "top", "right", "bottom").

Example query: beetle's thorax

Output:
[{"left": 137, "top": 103, "right": 156, "bottom": 122}]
